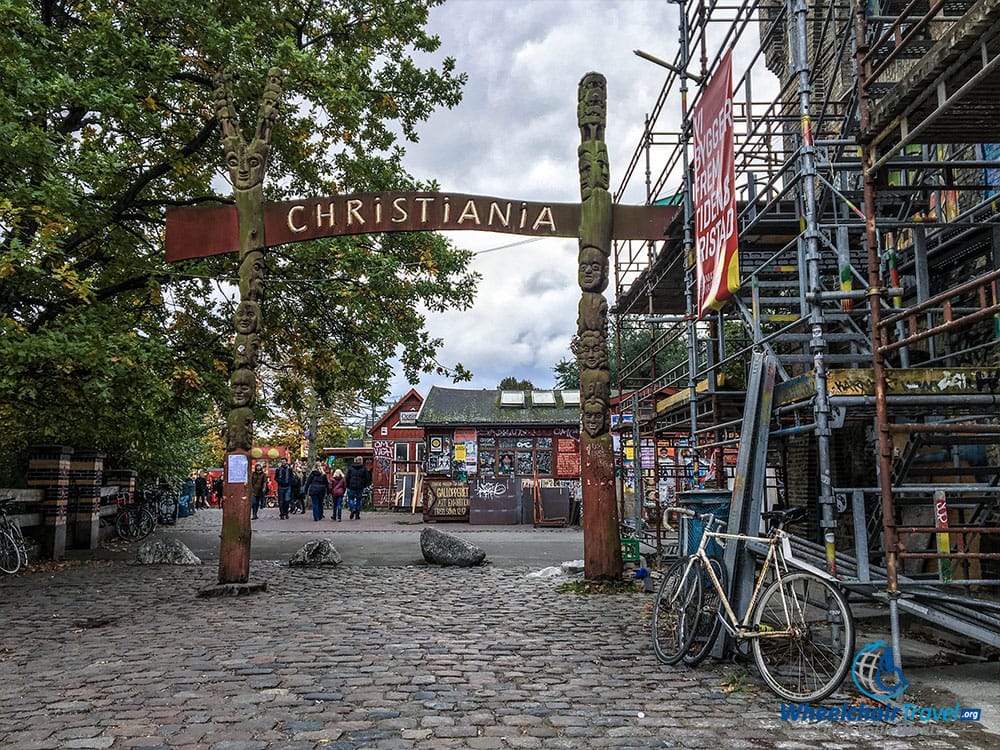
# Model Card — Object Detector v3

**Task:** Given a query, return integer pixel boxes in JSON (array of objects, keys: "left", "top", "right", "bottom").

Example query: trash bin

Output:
[
  {"left": 678, "top": 489, "right": 730, "bottom": 558},
  {"left": 178, "top": 479, "right": 195, "bottom": 518}
]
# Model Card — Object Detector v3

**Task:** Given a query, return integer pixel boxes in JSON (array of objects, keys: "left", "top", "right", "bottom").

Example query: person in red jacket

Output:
[{"left": 327, "top": 468, "right": 347, "bottom": 521}]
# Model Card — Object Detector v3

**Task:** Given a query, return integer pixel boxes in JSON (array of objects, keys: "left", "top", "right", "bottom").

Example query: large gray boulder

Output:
[
  {"left": 289, "top": 539, "right": 342, "bottom": 566},
  {"left": 136, "top": 538, "right": 202, "bottom": 565},
  {"left": 420, "top": 527, "right": 486, "bottom": 567}
]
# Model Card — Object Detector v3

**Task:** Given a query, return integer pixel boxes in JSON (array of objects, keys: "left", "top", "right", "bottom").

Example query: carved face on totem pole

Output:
[
  {"left": 225, "top": 148, "right": 266, "bottom": 190},
  {"left": 233, "top": 333, "right": 259, "bottom": 369},
  {"left": 578, "top": 142, "right": 610, "bottom": 201},
  {"left": 576, "top": 330, "right": 608, "bottom": 371},
  {"left": 226, "top": 407, "right": 254, "bottom": 451},
  {"left": 260, "top": 69, "right": 283, "bottom": 114},
  {"left": 239, "top": 255, "right": 265, "bottom": 301},
  {"left": 578, "top": 246, "right": 608, "bottom": 292},
  {"left": 577, "top": 294, "right": 608, "bottom": 336},
  {"left": 254, "top": 68, "right": 283, "bottom": 145},
  {"left": 582, "top": 397, "right": 607, "bottom": 437},
  {"left": 235, "top": 301, "right": 260, "bottom": 335},
  {"left": 230, "top": 368, "right": 256, "bottom": 408},
  {"left": 577, "top": 72, "right": 607, "bottom": 141},
  {"left": 581, "top": 369, "right": 611, "bottom": 404}
]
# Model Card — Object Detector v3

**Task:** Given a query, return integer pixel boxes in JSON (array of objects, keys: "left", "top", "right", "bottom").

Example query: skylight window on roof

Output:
[
  {"left": 531, "top": 390, "right": 556, "bottom": 406},
  {"left": 560, "top": 390, "right": 580, "bottom": 405},
  {"left": 500, "top": 390, "right": 526, "bottom": 406}
]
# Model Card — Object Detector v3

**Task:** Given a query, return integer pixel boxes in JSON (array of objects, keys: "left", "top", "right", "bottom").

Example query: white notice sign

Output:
[{"left": 227, "top": 453, "right": 248, "bottom": 484}]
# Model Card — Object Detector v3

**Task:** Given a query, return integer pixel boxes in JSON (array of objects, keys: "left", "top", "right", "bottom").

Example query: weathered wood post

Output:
[
  {"left": 213, "top": 68, "right": 283, "bottom": 587},
  {"left": 576, "top": 73, "right": 622, "bottom": 579}
]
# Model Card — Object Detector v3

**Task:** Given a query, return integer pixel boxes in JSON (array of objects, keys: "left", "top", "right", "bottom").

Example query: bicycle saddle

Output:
[{"left": 760, "top": 506, "right": 808, "bottom": 527}]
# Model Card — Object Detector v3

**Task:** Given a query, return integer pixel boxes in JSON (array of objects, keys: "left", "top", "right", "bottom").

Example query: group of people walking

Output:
[
  {"left": 302, "top": 455, "right": 371, "bottom": 521},
  {"left": 251, "top": 455, "right": 371, "bottom": 522}
]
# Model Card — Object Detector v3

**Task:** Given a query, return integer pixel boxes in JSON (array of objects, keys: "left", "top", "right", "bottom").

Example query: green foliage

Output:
[
  {"left": 0, "top": 0, "right": 473, "bottom": 483},
  {"left": 553, "top": 357, "right": 579, "bottom": 390},
  {"left": 498, "top": 376, "right": 534, "bottom": 391}
]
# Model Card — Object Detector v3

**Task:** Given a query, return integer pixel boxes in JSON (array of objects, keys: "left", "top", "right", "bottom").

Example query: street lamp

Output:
[{"left": 633, "top": 49, "right": 704, "bottom": 85}]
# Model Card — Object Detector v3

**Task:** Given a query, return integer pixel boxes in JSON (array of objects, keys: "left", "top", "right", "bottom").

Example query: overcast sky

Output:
[{"left": 385, "top": 0, "right": 679, "bottom": 404}]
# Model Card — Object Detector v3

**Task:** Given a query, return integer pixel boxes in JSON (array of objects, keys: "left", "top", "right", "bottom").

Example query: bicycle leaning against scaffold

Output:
[{"left": 652, "top": 505, "right": 855, "bottom": 703}]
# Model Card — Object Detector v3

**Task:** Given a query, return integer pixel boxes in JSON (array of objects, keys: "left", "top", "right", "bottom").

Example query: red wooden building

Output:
[{"left": 369, "top": 389, "right": 425, "bottom": 509}]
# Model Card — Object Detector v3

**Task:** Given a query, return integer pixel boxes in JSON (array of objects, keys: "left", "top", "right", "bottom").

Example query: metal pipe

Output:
[
  {"left": 888, "top": 423, "right": 1000, "bottom": 434},
  {"left": 894, "top": 526, "right": 1000, "bottom": 534},
  {"left": 898, "top": 552, "right": 1000, "bottom": 559},
  {"left": 856, "top": 3, "right": 901, "bottom": 596},
  {"left": 792, "top": 0, "right": 838, "bottom": 575},
  {"left": 830, "top": 394, "right": 1000, "bottom": 407},
  {"left": 833, "top": 484, "right": 1000, "bottom": 494},
  {"left": 806, "top": 288, "right": 903, "bottom": 302},
  {"left": 889, "top": 596, "right": 903, "bottom": 671}
]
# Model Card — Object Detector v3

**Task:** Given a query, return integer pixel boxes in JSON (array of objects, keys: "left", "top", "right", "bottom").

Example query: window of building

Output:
[
  {"left": 477, "top": 435, "right": 554, "bottom": 478},
  {"left": 395, "top": 442, "right": 409, "bottom": 462}
]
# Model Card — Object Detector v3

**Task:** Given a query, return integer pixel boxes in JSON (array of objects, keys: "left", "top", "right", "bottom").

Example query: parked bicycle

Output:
[
  {"left": 652, "top": 506, "right": 855, "bottom": 703},
  {"left": 113, "top": 490, "right": 157, "bottom": 541},
  {"left": 0, "top": 496, "right": 29, "bottom": 574},
  {"left": 137, "top": 485, "right": 179, "bottom": 526}
]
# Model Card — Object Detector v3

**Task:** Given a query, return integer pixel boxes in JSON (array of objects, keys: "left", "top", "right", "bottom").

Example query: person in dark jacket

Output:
[
  {"left": 327, "top": 468, "right": 347, "bottom": 521},
  {"left": 274, "top": 458, "right": 293, "bottom": 519},
  {"left": 344, "top": 455, "right": 371, "bottom": 520},
  {"left": 292, "top": 460, "right": 307, "bottom": 514},
  {"left": 194, "top": 471, "right": 209, "bottom": 509},
  {"left": 250, "top": 463, "right": 266, "bottom": 520},
  {"left": 303, "top": 460, "right": 328, "bottom": 521},
  {"left": 211, "top": 475, "right": 224, "bottom": 507}
]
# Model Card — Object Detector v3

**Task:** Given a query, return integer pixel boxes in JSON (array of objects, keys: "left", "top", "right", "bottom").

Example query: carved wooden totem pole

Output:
[
  {"left": 215, "top": 68, "right": 283, "bottom": 585},
  {"left": 577, "top": 73, "right": 622, "bottom": 579}
]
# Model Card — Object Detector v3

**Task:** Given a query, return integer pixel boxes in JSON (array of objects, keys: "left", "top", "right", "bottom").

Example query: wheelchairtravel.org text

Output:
[{"left": 780, "top": 701, "right": 982, "bottom": 723}]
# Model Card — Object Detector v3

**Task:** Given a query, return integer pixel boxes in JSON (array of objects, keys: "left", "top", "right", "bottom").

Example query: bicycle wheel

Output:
[
  {"left": 0, "top": 528, "right": 22, "bottom": 574},
  {"left": 652, "top": 556, "right": 702, "bottom": 665},
  {"left": 750, "top": 572, "right": 855, "bottom": 703},
  {"left": 683, "top": 556, "right": 728, "bottom": 667},
  {"left": 10, "top": 523, "right": 27, "bottom": 568},
  {"left": 135, "top": 507, "right": 156, "bottom": 539},
  {"left": 115, "top": 509, "right": 137, "bottom": 540}
]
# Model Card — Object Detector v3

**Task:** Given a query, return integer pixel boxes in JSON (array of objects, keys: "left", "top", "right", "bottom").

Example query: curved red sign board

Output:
[{"left": 165, "top": 191, "right": 675, "bottom": 262}]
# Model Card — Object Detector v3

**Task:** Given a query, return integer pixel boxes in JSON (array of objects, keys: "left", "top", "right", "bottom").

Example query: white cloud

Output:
[{"left": 388, "top": 0, "right": 681, "bottom": 401}]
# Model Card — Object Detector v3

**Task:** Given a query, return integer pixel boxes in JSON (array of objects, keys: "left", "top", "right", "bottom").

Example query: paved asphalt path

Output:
[
  {"left": 73, "top": 509, "right": 587, "bottom": 568},
  {"left": 0, "top": 510, "right": 996, "bottom": 749}
]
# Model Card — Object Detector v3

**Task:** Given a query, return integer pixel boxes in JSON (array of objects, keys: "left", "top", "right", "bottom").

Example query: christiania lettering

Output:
[{"left": 286, "top": 195, "right": 558, "bottom": 234}]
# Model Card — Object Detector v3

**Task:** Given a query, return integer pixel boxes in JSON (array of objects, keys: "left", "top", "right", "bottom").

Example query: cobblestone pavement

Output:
[{"left": 1, "top": 560, "right": 996, "bottom": 749}]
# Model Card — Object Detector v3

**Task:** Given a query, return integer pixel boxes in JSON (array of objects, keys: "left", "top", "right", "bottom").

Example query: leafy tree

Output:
[
  {"left": 498, "top": 376, "right": 534, "bottom": 391},
  {"left": 0, "top": 0, "right": 474, "bottom": 484}
]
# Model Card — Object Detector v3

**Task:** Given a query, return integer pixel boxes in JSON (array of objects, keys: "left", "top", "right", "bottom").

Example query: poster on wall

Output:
[
  {"left": 555, "top": 438, "right": 580, "bottom": 478},
  {"left": 693, "top": 49, "right": 739, "bottom": 318},
  {"left": 464, "top": 441, "right": 478, "bottom": 475}
]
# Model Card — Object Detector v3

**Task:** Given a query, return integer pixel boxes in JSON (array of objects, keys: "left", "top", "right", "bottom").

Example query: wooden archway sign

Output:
[{"left": 166, "top": 70, "right": 676, "bottom": 587}]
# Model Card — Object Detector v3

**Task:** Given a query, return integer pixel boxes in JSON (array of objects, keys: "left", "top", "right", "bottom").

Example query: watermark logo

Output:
[
  {"left": 851, "top": 641, "right": 909, "bottom": 701},
  {"left": 779, "top": 641, "right": 983, "bottom": 724}
]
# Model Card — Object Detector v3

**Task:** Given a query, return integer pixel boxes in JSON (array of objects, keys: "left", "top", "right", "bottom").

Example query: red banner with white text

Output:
[{"left": 693, "top": 50, "right": 739, "bottom": 318}]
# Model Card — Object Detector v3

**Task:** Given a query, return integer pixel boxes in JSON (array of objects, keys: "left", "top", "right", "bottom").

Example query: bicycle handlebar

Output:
[{"left": 665, "top": 506, "right": 727, "bottom": 528}]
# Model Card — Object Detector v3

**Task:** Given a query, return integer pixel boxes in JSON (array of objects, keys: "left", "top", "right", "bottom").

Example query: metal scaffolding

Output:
[{"left": 614, "top": 0, "right": 1000, "bottom": 653}]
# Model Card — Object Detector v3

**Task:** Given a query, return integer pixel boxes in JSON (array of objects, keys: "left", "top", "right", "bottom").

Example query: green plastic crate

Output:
[{"left": 621, "top": 538, "right": 641, "bottom": 563}]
